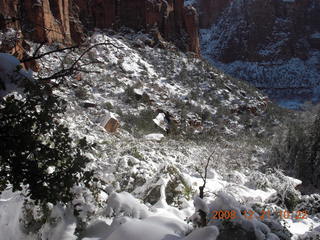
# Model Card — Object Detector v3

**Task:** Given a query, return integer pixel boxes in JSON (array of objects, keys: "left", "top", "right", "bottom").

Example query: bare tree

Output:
[{"left": 195, "top": 148, "right": 216, "bottom": 227}]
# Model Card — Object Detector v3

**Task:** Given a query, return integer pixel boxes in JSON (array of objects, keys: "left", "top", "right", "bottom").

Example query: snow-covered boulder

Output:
[
  {"left": 0, "top": 53, "right": 32, "bottom": 98},
  {"left": 144, "top": 133, "right": 165, "bottom": 142},
  {"left": 153, "top": 113, "right": 168, "bottom": 131}
]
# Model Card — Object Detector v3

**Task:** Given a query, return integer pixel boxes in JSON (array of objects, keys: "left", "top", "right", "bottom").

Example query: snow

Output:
[
  {"left": 105, "top": 192, "right": 149, "bottom": 219},
  {"left": 0, "top": 190, "right": 26, "bottom": 240},
  {"left": 0, "top": 53, "right": 33, "bottom": 98},
  {"left": 311, "top": 32, "right": 320, "bottom": 39},
  {"left": 144, "top": 133, "right": 165, "bottom": 141},
  {"left": 102, "top": 216, "right": 183, "bottom": 240},
  {"left": 0, "top": 32, "right": 319, "bottom": 240},
  {"left": 153, "top": 113, "right": 168, "bottom": 131},
  {"left": 184, "top": 0, "right": 197, "bottom": 5},
  {"left": 184, "top": 226, "right": 219, "bottom": 240},
  {"left": 0, "top": 53, "right": 21, "bottom": 72}
]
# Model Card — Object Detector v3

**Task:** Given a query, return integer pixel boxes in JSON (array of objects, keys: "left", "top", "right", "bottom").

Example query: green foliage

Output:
[
  {"left": 122, "top": 108, "right": 158, "bottom": 135},
  {"left": 0, "top": 76, "right": 94, "bottom": 205}
]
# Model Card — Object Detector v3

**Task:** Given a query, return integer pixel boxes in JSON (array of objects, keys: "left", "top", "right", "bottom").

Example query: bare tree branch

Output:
[
  {"left": 21, "top": 45, "right": 80, "bottom": 63},
  {"left": 195, "top": 145, "right": 217, "bottom": 228},
  {"left": 36, "top": 42, "right": 122, "bottom": 83}
]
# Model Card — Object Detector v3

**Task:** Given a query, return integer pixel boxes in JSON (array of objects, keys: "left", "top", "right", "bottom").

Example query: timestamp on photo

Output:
[{"left": 210, "top": 210, "right": 308, "bottom": 220}]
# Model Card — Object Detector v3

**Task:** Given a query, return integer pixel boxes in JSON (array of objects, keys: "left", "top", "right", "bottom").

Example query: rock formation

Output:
[
  {"left": 198, "top": 0, "right": 320, "bottom": 63},
  {"left": 197, "top": 0, "right": 320, "bottom": 104},
  {"left": 198, "top": 0, "right": 231, "bottom": 28},
  {"left": 0, "top": 0, "right": 200, "bottom": 55}
]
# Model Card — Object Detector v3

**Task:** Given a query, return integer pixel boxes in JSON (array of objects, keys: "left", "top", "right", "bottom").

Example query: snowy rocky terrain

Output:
[
  {"left": 195, "top": 0, "right": 320, "bottom": 109},
  {"left": 0, "top": 30, "right": 320, "bottom": 240}
]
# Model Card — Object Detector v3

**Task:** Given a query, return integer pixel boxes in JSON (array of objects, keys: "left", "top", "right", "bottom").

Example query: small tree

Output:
[
  {"left": 0, "top": 64, "right": 93, "bottom": 205},
  {"left": 195, "top": 148, "right": 216, "bottom": 227}
]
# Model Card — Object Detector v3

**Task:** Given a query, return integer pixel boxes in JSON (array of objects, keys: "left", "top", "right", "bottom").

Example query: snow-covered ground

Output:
[{"left": 0, "top": 31, "right": 319, "bottom": 239}]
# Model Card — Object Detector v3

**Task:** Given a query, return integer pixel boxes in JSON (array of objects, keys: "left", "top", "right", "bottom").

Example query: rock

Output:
[
  {"left": 22, "top": 0, "right": 72, "bottom": 44},
  {"left": 198, "top": 0, "right": 320, "bottom": 62},
  {"left": 216, "top": 223, "right": 257, "bottom": 240},
  {"left": 199, "top": 0, "right": 232, "bottom": 28},
  {"left": 82, "top": 101, "right": 97, "bottom": 108},
  {"left": 309, "top": 32, "right": 320, "bottom": 50},
  {"left": 1, "top": 35, "right": 40, "bottom": 72},
  {"left": 143, "top": 133, "right": 164, "bottom": 141},
  {"left": 183, "top": 6, "right": 200, "bottom": 55},
  {"left": 153, "top": 112, "right": 168, "bottom": 131},
  {"left": 101, "top": 112, "right": 120, "bottom": 133},
  {"left": 0, "top": 0, "right": 200, "bottom": 55}
]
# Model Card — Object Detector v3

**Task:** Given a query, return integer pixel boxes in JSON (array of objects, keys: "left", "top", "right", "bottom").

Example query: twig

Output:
[
  {"left": 21, "top": 45, "right": 80, "bottom": 63},
  {"left": 37, "top": 42, "right": 121, "bottom": 82}
]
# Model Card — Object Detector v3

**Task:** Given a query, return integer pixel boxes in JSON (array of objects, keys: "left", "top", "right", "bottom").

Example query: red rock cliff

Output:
[
  {"left": 0, "top": 0, "right": 200, "bottom": 55},
  {"left": 199, "top": 0, "right": 231, "bottom": 28}
]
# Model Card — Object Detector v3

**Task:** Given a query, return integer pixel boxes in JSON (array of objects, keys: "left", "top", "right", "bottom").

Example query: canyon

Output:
[{"left": 195, "top": 0, "right": 320, "bottom": 107}]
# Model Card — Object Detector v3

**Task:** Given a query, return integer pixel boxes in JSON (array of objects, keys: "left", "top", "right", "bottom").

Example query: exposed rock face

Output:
[
  {"left": 22, "top": 0, "right": 71, "bottom": 44},
  {"left": 0, "top": 0, "right": 200, "bottom": 55},
  {"left": 200, "top": 0, "right": 320, "bottom": 63},
  {"left": 0, "top": 0, "right": 19, "bottom": 30},
  {"left": 199, "top": 0, "right": 232, "bottom": 28},
  {"left": 183, "top": 6, "right": 200, "bottom": 54},
  {"left": 198, "top": 0, "right": 320, "bottom": 104}
]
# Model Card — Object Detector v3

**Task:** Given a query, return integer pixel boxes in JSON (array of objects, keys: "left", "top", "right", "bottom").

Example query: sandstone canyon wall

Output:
[
  {"left": 198, "top": 0, "right": 320, "bottom": 63},
  {"left": 0, "top": 0, "right": 200, "bottom": 55},
  {"left": 195, "top": 0, "right": 320, "bottom": 106}
]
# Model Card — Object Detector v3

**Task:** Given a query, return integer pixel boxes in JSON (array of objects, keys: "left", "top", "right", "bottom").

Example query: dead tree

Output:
[{"left": 195, "top": 149, "right": 216, "bottom": 227}]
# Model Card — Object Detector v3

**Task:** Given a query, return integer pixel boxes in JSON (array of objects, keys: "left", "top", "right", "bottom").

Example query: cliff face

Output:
[
  {"left": 199, "top": 0, "right": 320, "bottom": 63},
  {"left": 198, "top": 0, "right": 231, "bottom": 28},
  {"left": 196, "top": 0, "right": 320, "bottom": 106},
  {"left": 0, "top": 0, "right": 200, "bottom": 55}
]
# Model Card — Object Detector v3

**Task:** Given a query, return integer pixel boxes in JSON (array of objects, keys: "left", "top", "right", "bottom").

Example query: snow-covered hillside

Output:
[
  {"left": 0, "top": 30, "right": 320, "bottom": 239},
  {"left": 197, "top": 0, "right": 320, "bottom": 109}
]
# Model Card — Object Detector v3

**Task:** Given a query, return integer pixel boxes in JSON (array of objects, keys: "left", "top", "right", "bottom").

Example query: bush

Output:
[{"left": 0, "top": 73, "right": 94, "bottom": 205}]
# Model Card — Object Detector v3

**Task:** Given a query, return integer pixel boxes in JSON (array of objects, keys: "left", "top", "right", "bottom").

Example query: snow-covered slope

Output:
[
  {"left": 197, "top": 0, "right": 320, "bottom": 109},
  {"left": 0, "top": 31, "right": 319, "bottom": 239}
]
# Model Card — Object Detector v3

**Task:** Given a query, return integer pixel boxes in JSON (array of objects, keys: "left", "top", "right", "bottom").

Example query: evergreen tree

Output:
[{"left": 0, "top": 71, "right": 93, "bottom": 204}]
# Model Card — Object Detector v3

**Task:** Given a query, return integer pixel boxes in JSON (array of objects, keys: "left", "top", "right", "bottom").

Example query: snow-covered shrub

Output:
[
  {"left": 296, "top": 194, "right": 320, "bottom": 215},
  {"left": 246, "top": 171, "right": 271, "bottom": 190},
  {"left": 140, "top": 165, "right": 194, "bottom": 207},
  {"left": 250, "top": 170, "right": 302, "bottom": 211},
  {"left": 297, "top": 230, "right": 320, "bottom": 240},
  {"left": 105, "top": 191, "right": 149, "bottom": 219},
  {"left": 113, "top": 154, "right": 147, "bottom": 192},
  {"left": 19, "top": 200, "right": 50, "bottom": 235}
]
